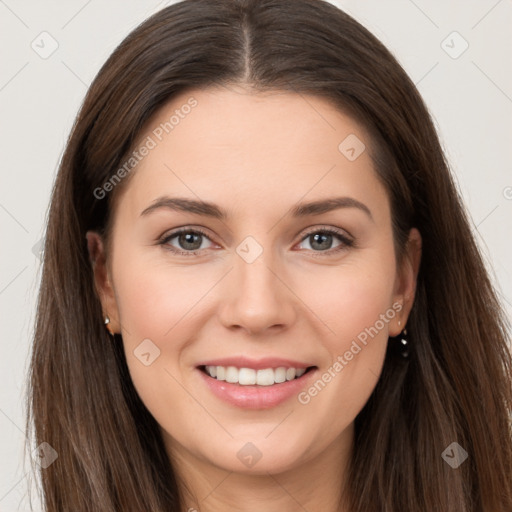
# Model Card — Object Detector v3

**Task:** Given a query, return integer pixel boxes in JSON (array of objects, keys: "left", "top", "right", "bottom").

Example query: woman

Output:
[{"left": 26, "top": 0, "right": 512, "bottom": 510}]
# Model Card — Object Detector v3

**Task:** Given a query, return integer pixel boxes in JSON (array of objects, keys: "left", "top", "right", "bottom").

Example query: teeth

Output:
[{"left": 203, "top": 365, "right": 309, "bottom": 385}]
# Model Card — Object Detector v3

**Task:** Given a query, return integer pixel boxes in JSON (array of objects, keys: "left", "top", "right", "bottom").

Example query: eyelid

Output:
[{"left": 299, "top": 225, "right": 354, "bottom": 243}]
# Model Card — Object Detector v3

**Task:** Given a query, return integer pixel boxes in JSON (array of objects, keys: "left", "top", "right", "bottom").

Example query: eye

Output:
[
  {"left": 296, "top": 227, "right": 354, "bottom": 255},
  {"left": 159, "top": 228, "right": 215, "bottom": 256}
]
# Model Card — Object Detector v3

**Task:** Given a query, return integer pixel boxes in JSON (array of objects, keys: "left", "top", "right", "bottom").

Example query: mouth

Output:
[
  {"left": 197, "top": 364, "right": 317, "bottom": 386},
  {"left": 196, "top": 361, "right": 319, "bottom": 409},
  {"left": 194, "top": 355, "right": 319, "bottom": 409}
]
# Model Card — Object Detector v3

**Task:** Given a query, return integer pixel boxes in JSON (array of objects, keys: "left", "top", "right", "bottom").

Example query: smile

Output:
[
  {"left": 196, "top": 359, "right": 319, "bottom": 409},
  {"left": 200, "top": 365, "right": 314, "bottom": 386}
]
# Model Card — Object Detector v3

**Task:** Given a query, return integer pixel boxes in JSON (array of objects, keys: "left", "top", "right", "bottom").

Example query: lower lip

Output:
[{"left": 197, "top": 367, "right": 318, "bottom": 409}]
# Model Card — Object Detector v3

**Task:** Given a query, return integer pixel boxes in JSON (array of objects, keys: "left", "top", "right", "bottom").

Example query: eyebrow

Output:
[{"left": 140, "top": 196, "right": 373, "bottom": 222}]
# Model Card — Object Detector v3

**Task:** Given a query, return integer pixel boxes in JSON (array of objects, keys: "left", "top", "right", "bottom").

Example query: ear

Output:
[
  {"left": 389, "top": 227, "right": 422, "bottom": 336},
  {"left": 86, "top": 231, "right": 120, "bottom": 334}
]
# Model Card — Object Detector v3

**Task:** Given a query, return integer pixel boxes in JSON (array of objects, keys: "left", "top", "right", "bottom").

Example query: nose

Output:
[{"left": 217, "top": 248, "right": 297, "bottom": 336}]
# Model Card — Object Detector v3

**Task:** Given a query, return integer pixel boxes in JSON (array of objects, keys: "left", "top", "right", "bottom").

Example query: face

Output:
[{"left": 88, "top": 85, "right": 420, "bottom": 477}]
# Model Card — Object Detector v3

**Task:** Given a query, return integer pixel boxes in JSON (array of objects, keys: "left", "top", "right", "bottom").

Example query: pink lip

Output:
[
  {"left": 196, "top": 366, "right": 318, "bottom": 409},
  {"left": 195, "top": 356, "right": 313, "bottom": 370}
]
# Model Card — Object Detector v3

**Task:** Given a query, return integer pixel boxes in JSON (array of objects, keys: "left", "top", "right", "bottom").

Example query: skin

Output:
[{"left": 87, "top": 85, "right": 421, "bottom": 512}]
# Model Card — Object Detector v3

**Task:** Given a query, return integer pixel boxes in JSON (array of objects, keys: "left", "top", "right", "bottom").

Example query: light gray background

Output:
[{"left": 1, "top": 1, "right": 511, "bottom": 510}]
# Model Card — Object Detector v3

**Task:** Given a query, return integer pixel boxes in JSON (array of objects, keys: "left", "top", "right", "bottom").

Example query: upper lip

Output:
[{"left": 196, "top": 356, "right": 315, "bottom": 370}]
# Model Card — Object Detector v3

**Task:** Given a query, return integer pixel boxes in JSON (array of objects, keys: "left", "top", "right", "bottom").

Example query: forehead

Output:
[{"left": 115, "top": 85, "right": 389, "bottom": 224}]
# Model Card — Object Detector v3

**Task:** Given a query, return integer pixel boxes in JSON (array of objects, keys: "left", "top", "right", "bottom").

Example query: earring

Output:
[
  {"left": 389, "top": 320, "right": 410, "bottom": 359},
  {"left": 104, "top": 315, "right": 114, "bottom": 336},
  {"left": 398, "top": 328, "right": 409, "bottom": 358}
]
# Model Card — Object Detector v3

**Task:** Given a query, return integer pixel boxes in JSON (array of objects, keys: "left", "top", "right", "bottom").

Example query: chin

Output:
[{"left": 195, "top": 435, "right": 313, "bottom": 475}]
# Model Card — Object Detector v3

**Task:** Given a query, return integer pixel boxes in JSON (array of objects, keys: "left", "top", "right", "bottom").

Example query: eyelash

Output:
[{"left": 158, "top": 226, "right": 355, "bottom": 257}]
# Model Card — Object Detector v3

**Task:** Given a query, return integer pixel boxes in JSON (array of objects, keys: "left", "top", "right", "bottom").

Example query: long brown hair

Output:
[{"left": 26, "top": 0, "right": 512, "bottom": 510}]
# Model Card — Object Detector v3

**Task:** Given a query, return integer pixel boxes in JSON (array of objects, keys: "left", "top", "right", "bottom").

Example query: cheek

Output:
[
  {"left": 292, "top": 250, "right": 397, "bottom": 423},
  {"left": 296, "top": 250, "right": 397, "bottom": 347},
  {"left": 111, "top": 252, "right": 205, "bottom": 439},
  {"left": 113, "top": 250, "right": 214, "bottom": 340},
  {"left": 110, "top": 246, "right": 227, "bottom": 411}
]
